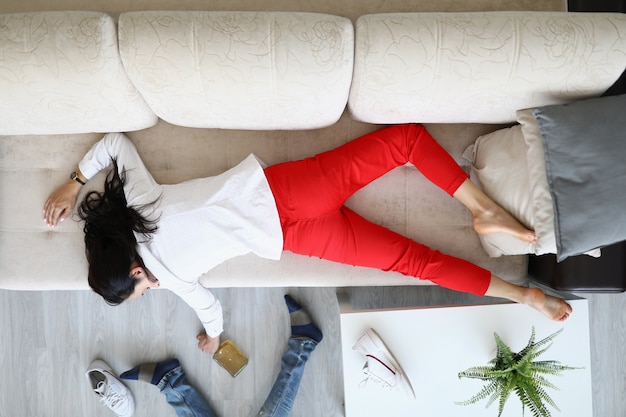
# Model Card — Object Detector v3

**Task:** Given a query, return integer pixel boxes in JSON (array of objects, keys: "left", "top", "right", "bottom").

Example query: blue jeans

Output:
[
  {"left": 157, "top": 366, "right": 215, "bottom": 417},
  {"left": 158, "top": 337, "right": 317, "bottom": 417}
]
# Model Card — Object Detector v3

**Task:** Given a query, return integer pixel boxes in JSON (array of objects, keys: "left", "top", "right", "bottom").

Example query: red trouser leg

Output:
[{"left": 264, "top": 124, "right": 491, "bottom": 296}]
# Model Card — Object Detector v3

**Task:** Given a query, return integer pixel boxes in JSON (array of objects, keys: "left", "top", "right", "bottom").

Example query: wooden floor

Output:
[
  {"left": 0, "top": 287, "right": 340, "bottom": 417},
  {"left": 0, "top": 285, "right": 624, "bottom": 417}
]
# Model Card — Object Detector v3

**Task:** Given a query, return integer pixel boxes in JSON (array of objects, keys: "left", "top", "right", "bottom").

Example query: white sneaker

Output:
[
  {"left": 352, "top": 328, "right": 415, "bottom": 399},
  {"left": 85, "top": 359, "right": 135, "bottom": 417}
]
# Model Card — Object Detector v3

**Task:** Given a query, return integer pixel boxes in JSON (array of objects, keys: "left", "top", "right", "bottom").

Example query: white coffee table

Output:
[{"left": 339, "top": 297, "right": 592, "bottom": 417}]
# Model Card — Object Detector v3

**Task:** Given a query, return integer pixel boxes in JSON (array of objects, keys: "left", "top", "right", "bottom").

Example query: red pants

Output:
[{"left": 264, "top": 124, "right": 491, "bottom": 296}]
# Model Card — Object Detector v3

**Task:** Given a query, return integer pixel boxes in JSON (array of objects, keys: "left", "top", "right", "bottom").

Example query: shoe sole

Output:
[{"left": 355, "top": 328, "right": 416, "bottom": 399}]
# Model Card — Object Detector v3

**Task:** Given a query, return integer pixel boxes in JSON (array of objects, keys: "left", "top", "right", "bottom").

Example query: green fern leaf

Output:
[{"left": 458, "top": 327, "right": 579, "bottom": 417}]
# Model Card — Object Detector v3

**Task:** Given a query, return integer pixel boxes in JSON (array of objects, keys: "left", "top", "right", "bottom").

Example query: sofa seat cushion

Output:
[
  {"left": 118, "top": 11, "right": 354, "bottom": 130},
  {"left": 349, "top": 12, "right": 626, "bottom": 124},
  {"left": 0, "top": 120, "right": 527, "bottom": 291},
  {"left": 0, "top": 12, "right": 157, "bottom": 135}
]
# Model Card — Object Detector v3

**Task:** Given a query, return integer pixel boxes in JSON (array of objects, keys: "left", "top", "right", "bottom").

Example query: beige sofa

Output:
[{"left": 1, "top": 10, "right": 625, "bottom": 291}]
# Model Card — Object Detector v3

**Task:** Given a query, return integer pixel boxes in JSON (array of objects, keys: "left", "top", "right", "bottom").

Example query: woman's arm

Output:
[
  {"left": 136, "top": 245, "right": 225, "bottom": 355},
  {"left": 43, "top": 168, "right": 87, "bottom": 227},
  {"left": 78, "top": 132, "right": 161, "bottom": 214},
  {"left": 43, "top": 133, "right": 160, "bottom": 227},
  {"left": 172, "top": 283, "right": 223, "bottom": 355}
]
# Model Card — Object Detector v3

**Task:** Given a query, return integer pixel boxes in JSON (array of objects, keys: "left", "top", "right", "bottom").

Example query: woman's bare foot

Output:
[
  {"left": 485, "top": 275, "right": 571, "bottom": 321},
  {"left": 523, "top": 288, "right": 572, "bottom": 322},
  {"left": 473, "top": 205, "right": 537, "bottom": 244},
  {"left": 452, "top": 179, "right": 536, "bottom": 243}
]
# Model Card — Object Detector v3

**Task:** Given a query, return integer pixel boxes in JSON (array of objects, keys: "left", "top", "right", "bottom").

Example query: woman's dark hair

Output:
[{"left": 77, "top": 160, "right": 158, "bottom": 305}]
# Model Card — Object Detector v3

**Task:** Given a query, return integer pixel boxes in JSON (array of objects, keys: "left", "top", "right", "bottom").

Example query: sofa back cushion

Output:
[
  {"left": 118, "top": 11, "right": 354, "bottom": 130},
  {"left": 349, "top": 12, "right": 626, "bottom": 124},
  {"left": 0, "top": 12, "right": 157, "bottom": 135}
]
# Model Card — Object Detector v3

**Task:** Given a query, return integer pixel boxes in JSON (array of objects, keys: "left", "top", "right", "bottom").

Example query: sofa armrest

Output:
[{"left": 528, "top": 241, "right": 626, "bottom": 293}]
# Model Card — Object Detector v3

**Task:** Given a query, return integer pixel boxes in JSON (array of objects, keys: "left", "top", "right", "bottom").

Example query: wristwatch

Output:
[{"left": 70, "top": 171, "right": 86, "bottom": 186}]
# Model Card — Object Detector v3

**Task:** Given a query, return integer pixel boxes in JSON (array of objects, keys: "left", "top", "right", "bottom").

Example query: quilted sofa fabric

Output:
[
  {"left": 0, "top": 11, "right": 157, "bottom": 135},
  {"left": 349, "top": 12, "right": 626, "bottom": 124},
  {"left": 118, "top": 11, "right": 354, "bottom": 130}
]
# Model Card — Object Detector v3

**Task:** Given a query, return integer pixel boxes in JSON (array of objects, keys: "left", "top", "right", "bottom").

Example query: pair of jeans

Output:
[
  {"left": 158, "top": 337, "right": 317, "bottom": 417},
  {"left": 264, "top": 123, "right": 490, "bottom": 296}
]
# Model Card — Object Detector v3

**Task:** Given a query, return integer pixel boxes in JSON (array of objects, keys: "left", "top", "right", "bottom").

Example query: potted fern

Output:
[{"left": 456, "top": 327, "right": 580, "bottom": 417}]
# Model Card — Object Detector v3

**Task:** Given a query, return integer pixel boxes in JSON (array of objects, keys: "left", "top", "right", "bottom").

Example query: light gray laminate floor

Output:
[
  {"left": 0, "top": 286, "right": 624, "bottom": 417},
  {"left": 0, "top": 287, "right": 343, "bottom": 417}
]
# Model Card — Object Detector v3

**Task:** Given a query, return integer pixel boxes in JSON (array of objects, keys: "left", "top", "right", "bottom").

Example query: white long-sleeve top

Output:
[{"left": 78, "top": 133, "right": 284, "bottom": 337}]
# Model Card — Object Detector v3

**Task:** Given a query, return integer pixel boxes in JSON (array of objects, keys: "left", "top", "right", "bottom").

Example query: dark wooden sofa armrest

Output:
[{"left": 528, "top": 241, "right": 626, "bottom": 293}]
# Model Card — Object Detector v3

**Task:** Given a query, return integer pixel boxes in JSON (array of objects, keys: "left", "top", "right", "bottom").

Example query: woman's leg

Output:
[
  {"left": 264, "top": 124, "right": 469, "bottom": 219},
  {"left": 281, "top": 204, "right": 492, "bottom": 296},
  {"left": 265, "top": 124, "right": 565, "bottom": 320},
  {"left": 485, "top": 274, "right": 572, "bottom": 321},
  {"left": 265, "top": 123, "right": 534, "bottom": 241},
  {"left": 279, "top": 205, "right": 570, "bottom": 320}
]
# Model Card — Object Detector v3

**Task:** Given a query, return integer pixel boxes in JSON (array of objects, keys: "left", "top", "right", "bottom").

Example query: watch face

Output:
[{"left": 71, "top": 172, "right": 84, "bottom": 184}]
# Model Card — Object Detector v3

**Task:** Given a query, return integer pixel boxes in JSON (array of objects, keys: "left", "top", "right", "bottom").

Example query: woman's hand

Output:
[
  {"left": 43, "top": 180, "right": 82, "bottom": 227},
  {"left": 197, "top": 332, "right": 221, "bottom": 355}
]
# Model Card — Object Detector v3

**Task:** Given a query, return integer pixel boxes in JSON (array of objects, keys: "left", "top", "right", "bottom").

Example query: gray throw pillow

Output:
[{"left": 532, "top": 94, "right": 626, "bottom": 261}]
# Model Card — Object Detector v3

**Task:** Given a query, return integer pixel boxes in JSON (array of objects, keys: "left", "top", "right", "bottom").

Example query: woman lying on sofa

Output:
[{"left": 43, "top": 124, "right": 572, "bottom": 355}]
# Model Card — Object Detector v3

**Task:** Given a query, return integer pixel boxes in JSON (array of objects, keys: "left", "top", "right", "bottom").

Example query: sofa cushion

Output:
[
  {"left": 517, "top": 109, "right": 561, "bottom": 256},
  {"left": 0, "top": 121, "right": 528, "bottom": 291},
  {"left": 532, "top": 94, "right": 626, "bottom": 261},
  {"left": 0, "top": 12, "right": 157, "bottom": 135},
  {"left": 466, "top": 125, "right": 535, "bottom": 257},
  {"left": 118, "top": 11, "right": 354, "bottom": 130},
  {"left": 468, "top": 117, "right": 601, "bottom": 259},
  {"left": 349, "top": 12, "right": 626, "bottom": 124}
]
